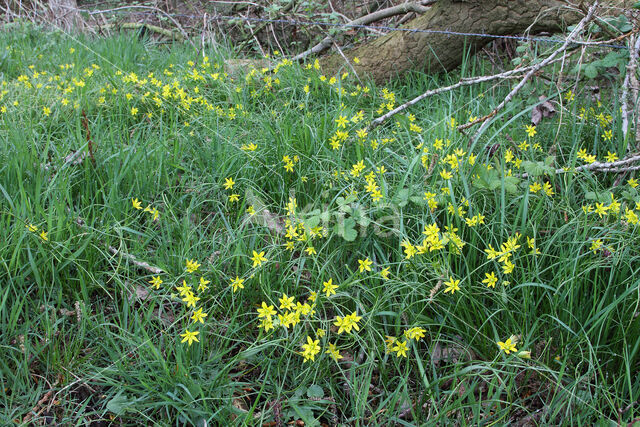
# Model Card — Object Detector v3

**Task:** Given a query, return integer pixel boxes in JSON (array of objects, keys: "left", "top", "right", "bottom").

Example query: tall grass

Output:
[{"left": 0, "top": 24, "right": 638, "bottom": 425}]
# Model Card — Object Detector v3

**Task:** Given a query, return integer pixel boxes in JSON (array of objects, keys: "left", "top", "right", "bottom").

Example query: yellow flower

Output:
[
  {"left": 604, "top": 151, "right": 618, "bottom": 162},
  {"left": 180, "top": 329, "right": 199, "bottom": 346},
  {"left": 590, "top": 239, "right": 603, "bottom": 253},
  {"left": 176, "top": 280, "right": 192, "bottom": 297},
  {"left": 358, "top": 258, "right": 373, "bottom": 273},
  {"left": 130, "top": 107, "right": 138, "bottom": 116},
  {"left": 39, "top": 230, "right": 48, "bottom": 241},
  {"left": 322, "top": 278, "right": 338, "bottom": 297},
  {"left": 182, "top": 292, "right": 200, "bottom": 308},
  {"left": 594, "top": 203, "right": 608, "bottom": 218},
  {"left": 380, "top": 267, "right": 390, "bottom": 280},
  {"left": 404, "top": 327, "right": 426, "bottom": 341},
  {"left": 26, "top": 224, "right": 38, "bottom": 233},
  {"left": 628, "top": 178, "right": 638, "bottom": 188},
  {"left": 279, "top": 293, "right": 295, "bottom": 311},
  {"left": 443, "top": 277, "right": 460, "bottom": 294},
  {"left": 482, "top": 272, "right": 498, "bottom": 288},
  {"left": 525, "top": 124, "right": 536, "bottom": 138},
  {"left": 251, "top": 250, "right": 267, "bottom": 267},
  {"left": 198, "top": 277, "right": 210, "bottom": 292},
  {"left": 307, "top": 291, "right": 318, "bottom": 302},
  {"left": 440, "top": 169, "right": 453, "bottom": 180},
  {"left": 301, "top": 336, "right": 321, "bottom": 362},
  {"left": 333, "top": 311, "right": 361, "bottom": 334},
  {"left": 326, "top": 342, "right": 342, "bottom": 360},
  {"left": 502, "top": 259, "right": 515, "bottom": 274},
  {"left": 335, "top": 115, "right": 349, "bottom": 128},
  {"left": 497, "top": 338, "right": 518, "bottom": 354},
  {"left": 132, "top": 198, "right": 142, "bottom": 210},
  {"left": 228, "top": 194, "right": 240, "bottom": 202},
  {"left": 247, "top": 205, "right": 256, "bottom": 216},
  {"left": 149, "top": 276, "right": 163, "bottom": 289},
  {"left": 185, "top": 259, "right": 201, "bottom": 273},
  {"left": 230, "top": 276, "right": 244, "bottom": 292},
  {"left": 529, "top": 182, "right": 542, "bottom": 193},
  {"left": 190, "top": 308, "right": 208, "bottom": 324},
  {"left": 257, "top": 302, "right": 276, "bottom": 319},
  {"left": 305, "top": 246, "right": 316, "bottom": 255},
  {"left": 223, "top": 177, "right": 235, "bottom": 190},
  {"left": 392, "top": 340, "right": 408, "bottom": 357}
]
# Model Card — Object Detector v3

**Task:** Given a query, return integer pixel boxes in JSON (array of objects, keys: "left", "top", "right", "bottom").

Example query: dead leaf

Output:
[
  {"left": 64, "top": 150, "right": 88, "bottom": 166},
  {"left": 531, "top": 96, "right": 556, "bottom": 125},
  {"left": 127, "top": 282, "right": 151, "bottom": 303},
  {"left": 152, "top": 307, "right": 176, "bottom": 326},
  {"left": 430, "top": 340, "right": 475, "bottom": 366}
]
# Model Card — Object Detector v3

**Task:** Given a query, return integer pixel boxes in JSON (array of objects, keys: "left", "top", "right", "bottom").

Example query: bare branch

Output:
[
  {"left": 291, "top": 2, "right": 432, "bottom": 62},
  {"left": 468, "top": 2, "right": 599, "bottom": 143},
  {"left": 368, "top": 54, "right": 571, "bottom": 129},
  {"left": 81, "top": 5, "right": 197, "bottom": 51},
  {"left": 520, "top": 153, "right": 640, "bottom": 179},
  {"left": 108, "top": 246, "right": 165, "bottom": 275}
]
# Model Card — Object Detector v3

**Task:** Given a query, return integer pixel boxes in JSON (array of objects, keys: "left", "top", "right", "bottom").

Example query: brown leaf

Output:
[
  {"left": 152, "top": 307, "right": 176, "bottom": 326},
  {"left": 64, "top": 150, "right": 88, "bottom": 166},
  {"left": 531, "top": 96, "right": 556, "bottom": 125},
  {"left": 430, "top": 340, "right": 475, "bottom": 366}
]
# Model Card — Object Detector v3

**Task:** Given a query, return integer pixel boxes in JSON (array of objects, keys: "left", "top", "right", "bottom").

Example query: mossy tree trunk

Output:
[{"left": 319, "top": 0, "right": 614, "bottom": 82}]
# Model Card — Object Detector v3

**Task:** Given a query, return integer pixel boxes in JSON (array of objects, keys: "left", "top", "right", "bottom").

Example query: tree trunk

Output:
[{"left": 320, "top": 0, "right": 611, "bottom": 82}]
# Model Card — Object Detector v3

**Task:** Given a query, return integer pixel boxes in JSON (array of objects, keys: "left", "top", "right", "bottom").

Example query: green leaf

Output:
[
  {"left": 106, "top": 393, "right": 131, "bottom": 415},
  {"left": 521, "top": 160, "right": 555, "bottom": 177},
  {"left": 584, "top": 64, "right": 598, "bottom": 79},
  {"left": 306, "top": 384, "right": 324, "bottom": 398},
  {"left": 393, "top": 188, "right": 410, "bottom": 207},
  {"left": 409, "top": 195, "right": 424, "bottom": 205}
]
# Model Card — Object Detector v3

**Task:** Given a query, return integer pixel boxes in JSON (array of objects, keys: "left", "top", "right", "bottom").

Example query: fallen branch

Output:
[
  {"left": 108, "top": 246, "right": 164, "bottom": 274},
  {"left": 82, "top": 5, "right": 196, "bottom": 50},
  {"left": 236, "top": 0, "right": 296, "bottom": 50},
  {"left": 468, "top": 2, "right": 599, "bottom": 143},
  {"left": 22, "top": 376, "right": 61, "bottom": 424},
  {"left": 368, "top": 54, "right": 571, "bottom": 129},
  {"left": 98, "top": 22, "right": 185, "bottom": 41},
  {"left": 290, "top": 2, "right": 432, "bottom": 62},
  {"left": 520, "top": 152, "right": 640, "bottom": 179}
]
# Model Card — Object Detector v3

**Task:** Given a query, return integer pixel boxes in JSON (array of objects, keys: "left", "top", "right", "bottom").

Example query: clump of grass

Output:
[{"left": 0, "top": 23, "right": 638, "bottom": 425}]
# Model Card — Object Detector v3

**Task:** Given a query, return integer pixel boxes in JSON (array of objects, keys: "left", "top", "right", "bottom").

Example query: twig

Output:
[
  {"left": 82, "top": 5, "right": 196, "bottom": 51},
  {"left": 290, "top": 2, "right": 431, "bottom": 62},
  {"left": 468, "top": 2, "right": 599, "bottom": 143},
  {"left": 108, "top": 246, "right": 164, "bottom": 274},
  {"left": 22, "top": 376, "right": 61, "bottom": 424},
  {"left": 520, "top": 153, "right": 640, "bottom": 179},
  {"left": 236, "top": 0, "right": 296, "bottom": 49},
  {"left": 332, "top": 41, "right": 361, "bottom": 84},
  {"left": 630, "top": 34, "right": 640, "bottom": 149},
  {"left": 368, "top": 55, "right": 571, "bottom": 129}
]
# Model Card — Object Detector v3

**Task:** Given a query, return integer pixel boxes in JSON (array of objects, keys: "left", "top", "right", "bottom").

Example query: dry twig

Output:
[
  {"left": 108, "top": 246, "right": 164, "bottom": 274},
  {"left": 466, "top": 2, "right": 599, "bottom": 143},
  {"left": 82, "top": 5, "right": 197, "bottom": 50},
  {"left": 520, "top": 152, "right": 640, "bottom": 179},
  {"left": 368, "top": 55, "right": 571, "bottom": 129},
  {"left": 290, "top": 2, "right": 432, "bottom": 62}
]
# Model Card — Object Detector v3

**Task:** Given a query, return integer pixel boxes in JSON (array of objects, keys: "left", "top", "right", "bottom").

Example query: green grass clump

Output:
[{"left": 1, "top": 24, "right": 639, "bottom": 425}]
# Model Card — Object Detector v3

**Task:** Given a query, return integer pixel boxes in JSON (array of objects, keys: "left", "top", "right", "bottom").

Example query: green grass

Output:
[{"left": 1, "top": 23, "right": 639, "bottom": 425}]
